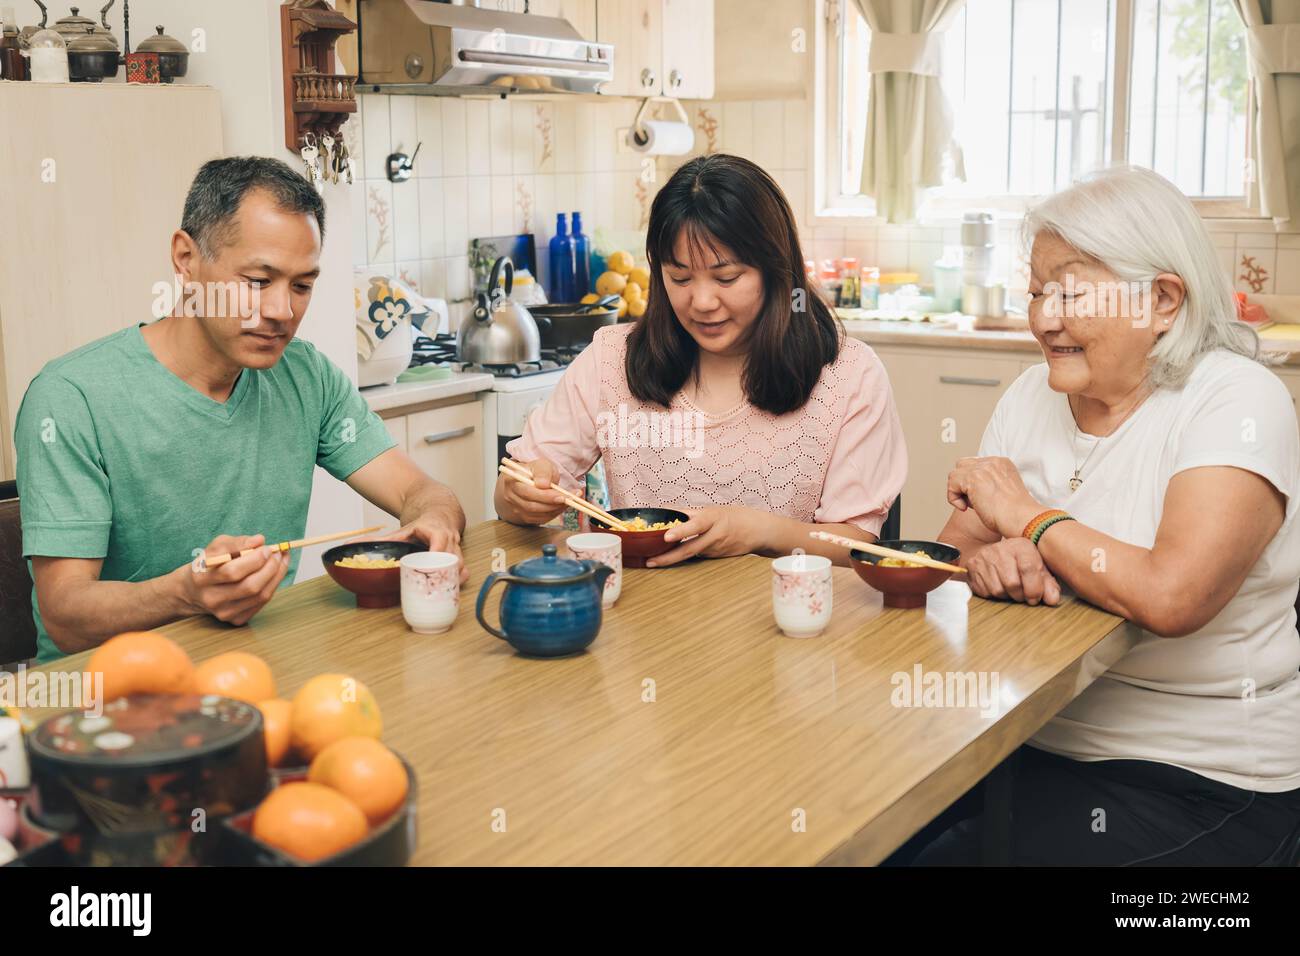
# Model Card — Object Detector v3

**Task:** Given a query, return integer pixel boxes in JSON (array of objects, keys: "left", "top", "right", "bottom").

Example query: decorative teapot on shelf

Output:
[{"left": 475, "top": 544, "right": 613, "bottom": 657}]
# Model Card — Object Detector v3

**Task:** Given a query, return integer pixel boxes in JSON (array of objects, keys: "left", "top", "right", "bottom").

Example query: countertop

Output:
[
  {"left": 841, "top": 316, "right": 1300, "bottom": 368},
  {"left": 360, "top": 372, "right": 496, "bottom": 413},
  {"left": 28, "top": 521, "right": 1129, "bottom": 865}
]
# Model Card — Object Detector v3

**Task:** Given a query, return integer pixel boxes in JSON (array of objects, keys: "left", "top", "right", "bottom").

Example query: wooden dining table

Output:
[{"left": 28, "top": 520, "right": 1131, "bottom": 866}]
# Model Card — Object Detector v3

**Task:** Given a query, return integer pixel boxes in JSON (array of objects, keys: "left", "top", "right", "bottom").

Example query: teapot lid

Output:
[
  {"left": 510, "top": 544, "right": 590, "bottom": 581},
  {"left": 68, "top": 22, "right": 114, "bottom": 51},
  {"left": 137, "top": 24, "right": 186, "bottom": 54}
]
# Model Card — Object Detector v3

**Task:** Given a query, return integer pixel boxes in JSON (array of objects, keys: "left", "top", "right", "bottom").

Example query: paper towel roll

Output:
[{"left": 629, "top": 120, "right": 695, "bottom": 156}]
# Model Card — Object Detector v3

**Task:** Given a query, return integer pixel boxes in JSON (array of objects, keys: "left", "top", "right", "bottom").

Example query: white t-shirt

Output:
[{"left": 979, "top": 350, "right": 1300, "bottom": 792}]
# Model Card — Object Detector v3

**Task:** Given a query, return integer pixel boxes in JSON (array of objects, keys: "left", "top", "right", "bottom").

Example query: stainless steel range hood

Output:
[{"left": 357, "top": 0, "right": 614, "bottom": 96}]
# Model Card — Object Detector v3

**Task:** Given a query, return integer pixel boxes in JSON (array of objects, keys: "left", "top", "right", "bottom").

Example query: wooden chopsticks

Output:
[
  {"left": 201, "top": 525, "right": 388, "bottom": 569},
  {"left": 498, "top": 458, "right": 633, "bottom": 531},
  {"left": 809, "top": 530, "right": 967, "bottom": 574}
]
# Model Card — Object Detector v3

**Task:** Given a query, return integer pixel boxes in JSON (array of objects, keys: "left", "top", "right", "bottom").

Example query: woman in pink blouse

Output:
[{"left": 497, "top": 154, "right": 906, "bottom": 567}]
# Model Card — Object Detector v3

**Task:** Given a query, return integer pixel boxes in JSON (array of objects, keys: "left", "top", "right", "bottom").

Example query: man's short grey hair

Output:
[
  {"left": 180, "top": 156, "right": 326, "bottom": 259},
  {"left": 1023, "top": 165, "right": 1258, "bottom": 389}
]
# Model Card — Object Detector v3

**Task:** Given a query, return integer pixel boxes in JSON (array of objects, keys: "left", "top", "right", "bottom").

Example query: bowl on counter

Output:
[
  {"left": 849, "top": 540, "right": 961, "bottom": 609},
  {"left": 323, "top": 542, "right": 425, "bottom": 609},
  {"left": 590, "top": 507, "right": 690, "bottom": 568}
]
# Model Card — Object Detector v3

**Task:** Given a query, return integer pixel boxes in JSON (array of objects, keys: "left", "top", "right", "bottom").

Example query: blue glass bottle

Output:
[
  {"left": 570, "top": 211, "right": 592, "bottom": 299},
  {"left": 548, "top": 213, "right": 576, "bottom": 303}
]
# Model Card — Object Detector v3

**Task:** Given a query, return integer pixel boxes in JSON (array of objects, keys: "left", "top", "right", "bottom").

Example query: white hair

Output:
[{"left": 1022, "top": 165, "right": 1259, "bottom": 389}]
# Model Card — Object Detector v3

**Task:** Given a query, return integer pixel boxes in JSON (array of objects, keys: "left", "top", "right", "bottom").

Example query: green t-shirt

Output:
[{"left": 15, "top": 324, "right": 397, "bottom": 663}]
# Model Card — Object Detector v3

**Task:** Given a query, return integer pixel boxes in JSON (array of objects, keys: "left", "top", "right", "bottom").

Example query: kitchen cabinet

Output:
[
  {"left": 362, "top": 398, "right": 488, "bottom": 529},
  {"left": 595, "top": 0, "right": 713, "bottom": 99},
  {"left": 0, "top": 83, "right": 223, "bottom": 482},
  {"left": 873, "top": 345, "right": 1024, "bottom": 540},
  {"left": 527, "top": 0, "right": 598, "bottom": 40},
  {"left": 712, "top": 0, "right": 809, "bottom": 100}
]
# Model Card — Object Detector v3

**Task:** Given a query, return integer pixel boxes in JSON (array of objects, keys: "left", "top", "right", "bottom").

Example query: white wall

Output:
[{"left": 106, "top": 0, "right": 363, "bottom": 578}]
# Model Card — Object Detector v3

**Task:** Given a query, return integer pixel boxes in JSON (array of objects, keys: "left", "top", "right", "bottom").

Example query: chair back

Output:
[{"left": 0, "top": 480, "right": 37, "bottom": 667}]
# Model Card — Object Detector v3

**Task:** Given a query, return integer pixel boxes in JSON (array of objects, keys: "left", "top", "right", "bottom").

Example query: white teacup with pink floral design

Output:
[
  {"left": 772, "top": 554, "right": 833, "bottom": 638},
  {"left": 564, "top": 532, "right": 622, "bottom": 608},
  {"left": 400, "top": 551, "right": 461, "bottom": 634}
]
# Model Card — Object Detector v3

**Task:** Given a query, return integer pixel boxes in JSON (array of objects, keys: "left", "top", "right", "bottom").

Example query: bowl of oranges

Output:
[{"left": 586, "top": 249, "right": 650, "bottom": 322}]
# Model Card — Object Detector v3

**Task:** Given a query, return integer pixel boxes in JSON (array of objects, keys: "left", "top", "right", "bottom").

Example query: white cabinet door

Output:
[
  {"left": 529, "top": 0, "right": 598, "bottom": 40},
  {"left": 661, "top": 0, "right": 714, "bottom": 99},
  {"left": 596, "top": 0, "right": 663, "bottom": 96},
  {"left": 408, "top": 402, "right": 487, "bottom": 525},
  {"left": 875, "top": 347, "right": 1023, "bottom": 541}
]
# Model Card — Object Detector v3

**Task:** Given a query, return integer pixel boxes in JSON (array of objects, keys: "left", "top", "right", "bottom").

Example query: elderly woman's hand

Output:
[
  {"left": 964, "top": 537, "right": 1062, "bottom": 606},
  {"left": 946, "top": 456, "right": 1046, "bottom": 540}
]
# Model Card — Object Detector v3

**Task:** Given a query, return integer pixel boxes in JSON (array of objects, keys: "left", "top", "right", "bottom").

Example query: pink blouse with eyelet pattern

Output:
[{"left": 506, "top": 323, "right": 907, "bottom": 535}]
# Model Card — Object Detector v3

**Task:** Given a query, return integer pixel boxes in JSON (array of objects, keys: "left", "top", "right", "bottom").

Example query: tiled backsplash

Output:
[{"left": 347, "top": 92, "right": 1300, "bottom": 324}]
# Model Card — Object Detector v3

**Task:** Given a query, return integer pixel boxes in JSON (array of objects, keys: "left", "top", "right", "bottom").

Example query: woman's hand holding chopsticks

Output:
[{"left": 495, "top": 456, "right": 571, "bottom": 526}]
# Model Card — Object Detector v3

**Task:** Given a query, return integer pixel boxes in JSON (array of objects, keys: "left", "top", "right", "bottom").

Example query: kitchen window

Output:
[{"left": 821, "top": 0, "right": 1256, "bottom": 219}]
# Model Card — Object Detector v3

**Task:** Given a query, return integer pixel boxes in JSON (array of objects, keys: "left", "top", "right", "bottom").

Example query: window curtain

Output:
[
  {"left": 1233, "top": 1, "right": 1300, "bottom": 230},
  {"left": 850, "top": 0, "right": 967, "bottom": 223}
]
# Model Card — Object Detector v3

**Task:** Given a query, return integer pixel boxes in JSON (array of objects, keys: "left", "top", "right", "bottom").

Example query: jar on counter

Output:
[
  {"left": 818, "top": 261, "right": 841, "bottom": 306},
  {"left": 860, "top": 266, "right": 880, "bottom": 309},
  {"left": 838, "top": 257, "right": 861, "bottom": 308}
]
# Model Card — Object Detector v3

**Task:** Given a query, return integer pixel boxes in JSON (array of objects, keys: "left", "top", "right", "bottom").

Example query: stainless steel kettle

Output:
[{"left": 457, "top": 256, "right": 548, "bottom": 366}]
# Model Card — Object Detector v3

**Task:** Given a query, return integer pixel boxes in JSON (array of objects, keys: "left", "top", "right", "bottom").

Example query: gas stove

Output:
[{"left": 410, "top": 333, "right": 586, "bottom": 379}]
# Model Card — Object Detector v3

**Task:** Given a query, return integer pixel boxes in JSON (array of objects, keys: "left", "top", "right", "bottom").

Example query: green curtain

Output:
[
  {"left": 851, "top": 0, "right": 967, "bottom": 223},
  {"left": 1234, "top": 0, "right": 1300, "bottom": 230}
]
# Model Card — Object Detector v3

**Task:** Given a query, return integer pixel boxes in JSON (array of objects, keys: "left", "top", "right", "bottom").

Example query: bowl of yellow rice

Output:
[
  {"left": 323, "top": 541, "right": 425, "bottom": 608},
  {"left": 590, "top": 507, "right": 690, "bottom": 568}
]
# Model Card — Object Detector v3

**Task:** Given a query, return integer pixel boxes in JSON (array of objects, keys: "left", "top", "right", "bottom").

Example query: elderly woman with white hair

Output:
[{"left": 898, "top": 166, "right": 1300, "bottom": 866}]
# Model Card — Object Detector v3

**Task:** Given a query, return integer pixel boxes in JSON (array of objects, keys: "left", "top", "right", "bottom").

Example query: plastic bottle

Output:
[
  {"left": 548, "top": 213, "right": 575, "bottom": 303},
  {"left": 838, "top": 257, "right": 861, "bottom": 308},
  {"left": 860, "top": 266, "right": 880, "bottom": 309},
  {"left": 570, "top": 212, "right": 592, "bottom": 299}
]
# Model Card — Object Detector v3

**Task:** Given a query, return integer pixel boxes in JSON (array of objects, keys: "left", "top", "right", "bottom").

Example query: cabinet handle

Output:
[
  {"left": 640, "top": 67, "right": 656, "bottom": 88},
  {"left": 939, "top": 375, "right": 1001, "bottom": 387},
  {"left": 669, "top": 69, "right": 683, "bottom": 90},
  {"left": 423, "top": 425, "right": 475, "bottom": 445}
]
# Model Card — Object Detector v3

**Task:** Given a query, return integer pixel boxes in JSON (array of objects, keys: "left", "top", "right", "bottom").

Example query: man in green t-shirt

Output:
[{"left": 15, "top": 157, "right": 467, "bottom": 663}]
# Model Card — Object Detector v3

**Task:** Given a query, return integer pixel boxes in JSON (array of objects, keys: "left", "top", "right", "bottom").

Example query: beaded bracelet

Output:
[{"left": 1021, "top": 508, "right": 1076, "bottom": 546}]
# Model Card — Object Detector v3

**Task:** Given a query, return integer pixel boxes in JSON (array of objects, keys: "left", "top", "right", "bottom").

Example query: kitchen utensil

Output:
[
  {"left": 322, "top": 541, "right": 425, "bottom": 609},
  {"left": 848, "top": 539, "right": 963, "bottom": 610},
  {"left": 475, "top": 543, "right": 613, "bottom": 657},
  {"left": 66, "top": 22, "right": 116, "bottom": 79},
  {"left": 400, "top": 551, "right": 460, "bottom": 634},
  {"left": 457, "top": 256, "right": 545, "bottom": 366},
  {"left": 576, "top": 294, "right": 620, "bottom": 313},
  {"left": 498, "top": 459, "right": 631, "bottom": 531},
  {"left": 201, "top": 524, "right": 386, "bottom": 569},
  {"left": 810, "top": 530, "right": 965, "bottom": 574},
  {"left": 589, "top": 507, "right": 691, "bottom": 568},
  {"left": 962, "top": 282, "right": 1007, "bottom": 319},
  {"left": 1, "top": 8, "right": 28, "bottom": 80},
  {"left": 528, "top": 302, "right": 618, "bottom": 349},
  {"left": 17, "top": 0, "right": 48, "bottom": 49},
  {"left": 771, "top": 554, "right": 833, "bottom": 638},
  {"left": 135, "top": 24, "right": 187, "bottom": 82},
  {"left": 961, "top": 210, "right": 996, "bottom": 286},
  {"left": 21, "top": 26, "right": 67, "bottom": 81},
  {"left": 564, "top": 532, "right": 622, "bottom": 607},
  {"left": 50, "top": 2, "right": 112, "bottom": 44}
]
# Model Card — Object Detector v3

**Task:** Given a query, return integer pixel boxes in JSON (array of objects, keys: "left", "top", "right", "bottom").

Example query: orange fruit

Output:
[
  {"left": 607, "top": 250, "right": 634, "bottom": 276},
  {"left": 309, "top": 737, "right": 408, "bottom": 826},
  {"left": 87, "top": 632, "right": 196, "bottom": 703},
  {"left": 290, "top": 674, "right": 383, "bottom": 761},
  {"left": 251, "top": 782, "right": 368, "bottom": 862},
  {"left": 194, "top": 651, "right": 276, "bottom": 703},
  {"left": 258, "top": 698, "right": 293, "bottom": 768}
]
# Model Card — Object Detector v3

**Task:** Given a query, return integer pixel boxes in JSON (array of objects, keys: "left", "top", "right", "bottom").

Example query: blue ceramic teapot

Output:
[{"left": 475, "top": 544, "right": 614, "bottom": 656}]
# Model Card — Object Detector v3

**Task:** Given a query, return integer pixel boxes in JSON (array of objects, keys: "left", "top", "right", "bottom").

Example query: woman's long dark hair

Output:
[{"left": 626, "top": 153, "right": 842, "bottom": 415}]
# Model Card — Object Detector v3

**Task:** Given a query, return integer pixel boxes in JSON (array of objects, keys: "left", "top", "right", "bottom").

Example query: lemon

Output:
[
  {"left": 595, "top": 271, "right": 627, "bottom": 297},
  {"left": 623, "top": 281, "right": 644, "bottom": 302},
  {"left": 628, "top": 296, "right": 647, "bottom": 318},
  {"left": 607, "top": 251, "right": 635, "bottom": 276},
  {"left": 579, "top": 293, "right": 601, "bottom": 305},
  {"left": 614, "top": 295, "right": 629, "bottom": 319},
  {"left": 628, "top": 266, "right": 651, "bottom": 290}
]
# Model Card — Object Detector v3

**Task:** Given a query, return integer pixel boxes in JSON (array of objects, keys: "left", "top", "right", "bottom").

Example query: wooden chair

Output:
[{"left": 0, "top": 480, "right": 36, "bottom": 667}]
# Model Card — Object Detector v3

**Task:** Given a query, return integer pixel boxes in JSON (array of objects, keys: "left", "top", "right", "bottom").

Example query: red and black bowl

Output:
[
  {"left": 323, "top": 541, "right": 425, "bottom": 609},
  {"left": 590, "top": 507, "right": 690, "bottom": 568},
  {"left": 850, "top": 540, "right": 962, "bottom": 609}
]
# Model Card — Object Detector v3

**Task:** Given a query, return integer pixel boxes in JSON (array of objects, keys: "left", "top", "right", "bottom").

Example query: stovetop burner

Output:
[{"left": 410, "top": 332, "right": 587, "bottom": 378}]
